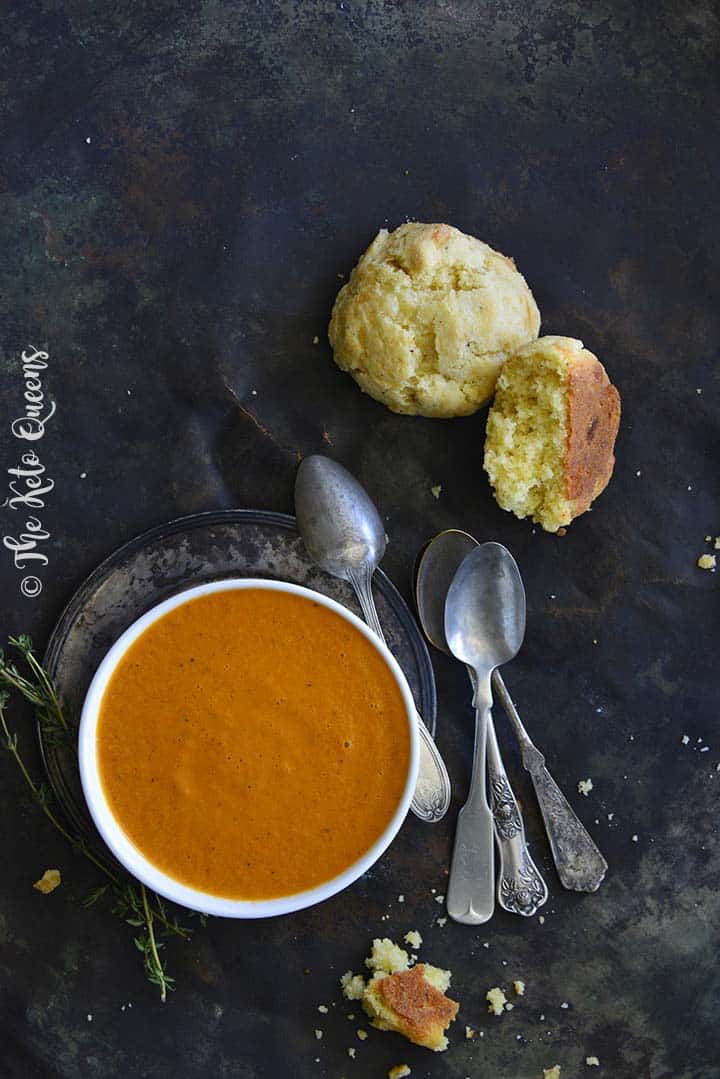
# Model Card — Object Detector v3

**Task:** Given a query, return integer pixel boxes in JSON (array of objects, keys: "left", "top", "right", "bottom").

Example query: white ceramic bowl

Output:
[{"left": 79, "top": 577, "right": 419, "bottom": 918}]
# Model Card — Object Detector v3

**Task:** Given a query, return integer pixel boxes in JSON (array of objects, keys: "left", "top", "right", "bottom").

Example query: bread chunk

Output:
[
  {"left": 484, "top": 336, "right": 620, "bottom": 531},
  {"left": 340, "top": 938, "right": 459, "bottom": 1052},
  {"left": 329, "top": 223, "right": 540, "bottom": 417}
]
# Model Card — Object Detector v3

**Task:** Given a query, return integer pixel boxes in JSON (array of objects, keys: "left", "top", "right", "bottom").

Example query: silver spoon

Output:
[
  {"left": 444, "top": 543, "right": 528, "bottom": 923},
  {"left": 415, "top": 532, "right": 547, "bottom": 917},
  {"left": 419, "top": 530, "right": 607, "bottom": 894},
  {"left": 294, "top": 455, "right": 451, "bottom": 823}
]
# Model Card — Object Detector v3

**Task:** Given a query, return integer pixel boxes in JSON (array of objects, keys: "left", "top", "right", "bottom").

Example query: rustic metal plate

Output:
[{"left": 38, "top": 509, "right": 437, "bottom": 856}]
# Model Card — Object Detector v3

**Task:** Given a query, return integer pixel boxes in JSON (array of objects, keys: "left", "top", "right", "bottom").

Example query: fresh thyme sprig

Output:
[{"left": 0, "top": 637, "right": 202, "bottom": 1001}]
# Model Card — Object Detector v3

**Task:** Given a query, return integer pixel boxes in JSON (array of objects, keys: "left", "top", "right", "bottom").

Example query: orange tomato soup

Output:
[{"left": 96, "top": 588, "right": 411, "bottom": 899}]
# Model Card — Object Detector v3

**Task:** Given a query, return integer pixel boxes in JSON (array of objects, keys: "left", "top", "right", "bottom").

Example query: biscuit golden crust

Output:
[
  {"left": 566, "top": 350, "right": 621, "bottom": 514},
  {"left": 366, "top": 965, "right": 459, "bottom": 1051},
  {"left": 483, "top": 335, "right": 620, "bottom": 532},
  {"left": 328, "top": 223, "right": 540, "bottom": 417}
]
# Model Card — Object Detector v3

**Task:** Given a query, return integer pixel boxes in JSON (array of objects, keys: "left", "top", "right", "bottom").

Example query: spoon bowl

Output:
[
  {"left": 445, "top": 542, "right": 526, "bottom": 674},
  {"left": 295, "top": 455, "right": 386, "bottom": 579}
]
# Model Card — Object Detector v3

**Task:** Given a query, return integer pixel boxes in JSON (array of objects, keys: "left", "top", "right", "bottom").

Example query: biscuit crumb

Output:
[
  {"left": 347, "top": 1046, "right": 356, "bottom": 1058},
  {"left": 436, "top": 917, "right": 447, "bottom": 927},
  {"left": 314, "top": 1030, "right": 323, "bottom": 1040},
  {"left": 538, "top": 915, "right": 545, "bottom": 924},
  {"left": 505, "top": 1002, "right": 514, "bottom": 1011},
  {"left": 681, "top": 734, "right": 690, "bottom": 745},
  {"left": 715, "top": 537, "right": 720, "bottom": 549},
  {"left": 487, "top": 987, "right": 507, "bottom": 1016},
  {"left": 434, "top": 894, "right": 445, "bottom": 904},
  {"left": 403, "top": 930, "right": 422, "bottom": 949},
  {"left": 697, "top": 554, "right": 716, "bottom": 570},
  {"left": 313, "top": 336, "right": 319, "bottom": 345},
  {"left": 560, "top": 1002, "right": 569, "bottom": 1009},
  {"left": 586, "top": 1057, "right": 600, "bottom": 1067},
  {"left": 577, "top": 778, "right": 593, "bottom": 796},
  {"left": 543, "top": 1068, "right": 561, "bottom": 1079},
  {"left": 343, "top": 939, "right": 459, "bottom": 1051},
  {"left": 341, "top": 973, "right": 366, "bottom": 1001},
  {"left": 465, "top": 1025, "right": 477, "bottom": 1039},
  {"left": 356, "top": 1029, "right": 367, "bottom": 1040},
  {"left": 33, "top": 869, "right": 61, "bottom": 894},
  {"left": 318, "top": 1004, "right": 329, "bottom": 1014},
  {"left": 514, "top": 979, "right": 526, "bottom": 996},
  {"left": 388, "top": 1067, "right": 411, "bottom": 1079},
  {"left": 365, "top": 938, "right": 409, "bottom": 974},
  {"left": 430, "top": 485, "right": 442, "bottom": 499}
]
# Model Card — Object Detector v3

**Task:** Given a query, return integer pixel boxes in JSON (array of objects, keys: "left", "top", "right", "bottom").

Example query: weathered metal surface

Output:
[{"left": 0, "top": 2, "right": 718, "bottom": 1077}]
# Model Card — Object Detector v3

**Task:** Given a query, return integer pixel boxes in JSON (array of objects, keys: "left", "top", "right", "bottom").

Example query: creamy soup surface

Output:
[{"left": 97, "top": 588, "right": 411, "bottom": 899}]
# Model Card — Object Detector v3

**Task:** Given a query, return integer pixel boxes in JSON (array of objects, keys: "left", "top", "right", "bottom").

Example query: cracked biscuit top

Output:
[{"left": 328, "top": 222, "right": 540, "bottom": 418}]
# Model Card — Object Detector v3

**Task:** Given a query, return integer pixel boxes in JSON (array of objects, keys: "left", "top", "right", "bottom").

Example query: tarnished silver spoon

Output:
[
  {"left": 294, "top": 455, "right": 451, "bottom": 823},
  {"left": 417, "top": 529, "right": 607, "bottom": 894},
  {"left": 415, "top": 532, "right": 547, "bottom": 917},
  {"left": 444, "top": 543, "right": 538, "bottom": 924}
]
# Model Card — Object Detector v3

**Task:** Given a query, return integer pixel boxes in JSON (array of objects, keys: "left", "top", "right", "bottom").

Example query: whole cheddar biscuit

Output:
[
  {"left": 328, "top": 223, "right": 541, "bottom": 417},
  {"left": 483, "top": 336, "right": 621, "bottom": 532}
]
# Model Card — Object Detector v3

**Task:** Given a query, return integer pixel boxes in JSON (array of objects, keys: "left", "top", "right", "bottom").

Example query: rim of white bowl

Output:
[{"left": 78, "top": 577, "right": 420, "bottom": 919}]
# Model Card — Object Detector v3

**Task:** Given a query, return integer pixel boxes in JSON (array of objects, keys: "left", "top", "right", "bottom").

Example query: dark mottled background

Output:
[{"left": 1, "top": 2, "right": 718, "bottom": 1077}]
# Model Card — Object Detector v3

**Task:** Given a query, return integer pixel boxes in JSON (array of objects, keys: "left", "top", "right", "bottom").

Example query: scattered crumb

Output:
[
  {"left": 715, "top": 537, "right": 720, "bottom": 549},
  {"left": 347, "top": 1046, "right": 356, "bottom": 1058},
  {"left": 700, "top": 746, "right": 710, "bottom": 753},
  {"left": 635, "top": 470, "right": 641, "bottom": 477},
  {"left": 436, "top": 917, "right": 447, "bottom": 927},
  {"left": 403, "top": 930, "right": 422, "bottom": 949},
  {"left": 560, "top": 1002, "right": 569, "bottom": 1009},
  {"left": 577, "top": 778, "right": 593, "bottom": 797},
  {"left": 586, "top": 1057, "right": 600, "bottom": 1067},
  {"left": 505, "top": 1002, "right": 514, "bottom": 1011},
  {"left": 538, "top": 916, "right": 545, "bottom": 925},
  {"left": 87, "top": 1014, "right": 93, "bottom": 1022},
  {"left": 465, "top": 1026, "right": 477, "bottom": 1039},
  {"left": 482, "top": 941, "right": 490, "bottom": 948},
  {"left": 697, "top": 554, "right": 716, "bottom": 571},
  {"left": 314, "top": 1030, "right": 323, "bottom": 1040},
  {"left": 365, "top": 938, "right": 409, "bottom": 974},
  {"left": 430, "top": 485, "right": 442, "bottom": 499},
  {"left": 434, "top": 894, "right": 445, "bottom": 904},
  {"left": 487, "top": 987, "right": 507, "bottom": 1016},
  {"left": 347, "top": 1013, "right": 355, "bottom": 1020},
  {"left": 556, "top": 527, "right": 567, "bottom": 536},
  {"left": 398, "top": 894, "right": 404, "bottom": 903},
  {"left": 85, "top": 136, "right": 91, "bottom": 144},
  {"left": 312, "top": 336, "right": 319, "bottom": 345},
  {"left": 632, "top": 834, "right": 639, "bottom": 842},
  {"left": 514, "top": 980, "right": 526, "bottom": 996},
  {"left": 318, "top": 1004, "right": 329, "bottom": 1014},
  {"left": 697, "top": 388, "right": 703, "bottom": 394},
  {"left": 33, "top": 869, "right": 61, "bottom": 894},
  {"left": 341, "top": 972, "right": 366, "bottom": 1001},
  {"left": 681, "top": 735, "right": 690, "bottom": 745},
  {"left": 543, "top": 1068, "right": 561, "bottom": 1079},
  {"left": 251, "top": 389, "right": 257, "bottom": 396},
  {"left": 539, "top": 1014, "right": 545, "bottom": 1021},
  {"left": 79, "top": 471, "right": 87, "bottom": 479},
  {"left": 357, "top": 1029, "right": 367, "bottom": 1040},
  {"left": 388, "top": 1067, "right": 411, "bottom": 1079},
  {"left": 705, "top": 535, "right": 712, "bottom": 542}
]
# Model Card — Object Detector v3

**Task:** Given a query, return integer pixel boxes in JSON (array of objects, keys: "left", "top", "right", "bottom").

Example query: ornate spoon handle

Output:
[
  {"left": 492, "top": 669, "right": 607, "bottom": 892},
  {"left": 486, "top": 718, "right": 548, "bottom": 916},
  {"left": 348, "top": 566, "right": 451, "bottom": 823}
]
